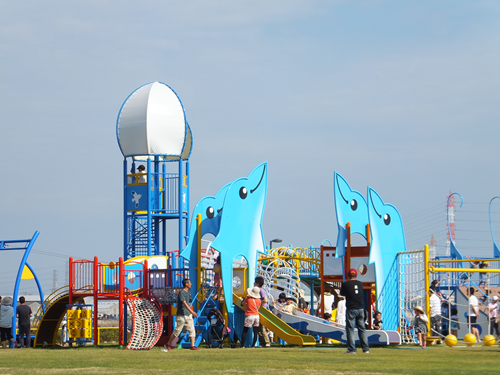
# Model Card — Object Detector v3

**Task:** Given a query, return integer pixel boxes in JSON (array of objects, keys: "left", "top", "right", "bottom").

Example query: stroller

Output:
[{"left": 205, "top": 308, "right": 232, "bottom": 348}]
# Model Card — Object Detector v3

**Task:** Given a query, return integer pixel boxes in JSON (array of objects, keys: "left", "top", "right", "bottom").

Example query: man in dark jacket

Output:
[{"left": 340, "top": 268, "right": 369, "bottom": 354}]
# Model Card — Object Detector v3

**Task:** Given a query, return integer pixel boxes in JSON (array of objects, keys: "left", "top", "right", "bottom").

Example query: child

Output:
[
  {"left": 450, "top": 307, "right": 460, "bottom": 337},
  {"left": 281, "top": 296, "right": 301, "bottom": 314},
  {"left": 373, "top": 311, "right": 383, "bottom": 330},
  {"left": 272, "top": 292, "right": 287, "bottom": 311},
  {"left": 323, "top": 312, "right": 332, "bottom": 323},
  {"left": 411, "top": 306, "right": 428, "bottom": 349}
]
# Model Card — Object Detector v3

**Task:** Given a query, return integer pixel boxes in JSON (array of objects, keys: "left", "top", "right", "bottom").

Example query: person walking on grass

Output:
[
  {"left": 165, "top": 278, "right": 200, "bottom": 351},
  {"left": 411, "top": 305, "right": 428, "bottom": 349},
  {"left": 340, "top": 268, "right": 369, "bottom": 354}
]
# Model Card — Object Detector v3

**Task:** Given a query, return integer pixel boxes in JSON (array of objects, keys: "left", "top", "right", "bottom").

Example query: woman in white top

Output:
[{"left": 335, "top": 296, "right": 346, "bottom": 326}]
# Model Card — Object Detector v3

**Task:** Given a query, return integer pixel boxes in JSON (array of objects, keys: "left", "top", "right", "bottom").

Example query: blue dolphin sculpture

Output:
[
  {"left": 180, "top": 183, "right": 231, "bottom": 296},
  {"left": 334, "top": 172, "right": 369, "bottom": 259},
  {"left": 210, "top": 162, "right": 268, "bottom": 317},
  {"left": 367, "top": 187, "right": 406, "bottom": 330}
]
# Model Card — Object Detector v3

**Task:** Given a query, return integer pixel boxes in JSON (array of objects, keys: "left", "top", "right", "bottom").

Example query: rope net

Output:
[
  {"left": 126, "top": 296, "right": 163, "bottom": 350},
  {"left": 398, "top": 250, "right": 426, "bottom": 344}
]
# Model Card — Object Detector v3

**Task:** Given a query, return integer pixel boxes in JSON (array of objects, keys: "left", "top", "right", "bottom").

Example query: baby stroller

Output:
[{"left": 205, "top": 307, "right": 232, "bottom": 348}]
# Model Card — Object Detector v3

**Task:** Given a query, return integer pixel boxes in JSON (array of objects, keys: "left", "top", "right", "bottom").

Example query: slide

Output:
[
  {"left": 272, "top": 307, "right": 400, "bottom": 345},
  {"left": 34, "top": 291, "right": 85, "bottom": 347},
  {"left": 233, "top": 294, "right": 315, "bottom": 347}
]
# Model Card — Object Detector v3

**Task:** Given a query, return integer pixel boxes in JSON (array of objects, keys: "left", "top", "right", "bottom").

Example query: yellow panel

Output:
[
  {"left": 69, "top": 329, "right": 79, "bottom": 339},
  {"left": 67, "top": 310, "right": 81, "bottom": 319},
  {"left": 82, "top": 329, "right": 92, "bottom": 338},
  {"left": 80, "top": 310, "right": 92, "bottom": 319},
  {"left": 21, "top": 265, "right": 34, "bottom": 280},
  {"left": 68, "top": 320, "right": 77, "bottom": 329}
]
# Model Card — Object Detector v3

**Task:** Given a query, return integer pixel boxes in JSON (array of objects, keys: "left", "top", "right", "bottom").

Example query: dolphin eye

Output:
[
  {"left": 206, "top": 207, "right": 215, "bottom": 219},
  {"left": 239, "top": 187, "right": 248, "bottom": 199},
  {"left": 383, "top": 214, "right": 391, "bottom": 225},
  {"left": 350, "top": 199, "right": 358, "bottom": 211}
]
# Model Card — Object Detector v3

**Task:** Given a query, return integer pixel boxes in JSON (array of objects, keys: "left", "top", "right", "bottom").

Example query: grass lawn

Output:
[{"left": 0, "top": 344, "right": 499, "bottom": 375}]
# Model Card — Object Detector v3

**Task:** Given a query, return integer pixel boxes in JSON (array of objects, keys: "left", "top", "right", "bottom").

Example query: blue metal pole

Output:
[
  {"left": 178, "top": 160, "right": 184, "bottom": 268},
  {"left": 147, "top": 158, "right": 152, "bottom": 257},
  {"left": 185, "top": 161, "right": 190, "bottom": 249},
  {"left": 12, "top": 231, "right": 40, "bottom": 344},
  {"left": 25, "top": 262, "right": 44, "bottom": 312},
  {"left": 123, "top": 159, "right": 128, "bottom": 259},
  {"left": 162, "top": 161, "right": 167, "bottom": 256}
]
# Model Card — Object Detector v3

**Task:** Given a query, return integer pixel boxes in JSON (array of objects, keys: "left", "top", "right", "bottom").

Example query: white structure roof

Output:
[{"left": 116, "top": 82, "right": 192, "bottom": 160}]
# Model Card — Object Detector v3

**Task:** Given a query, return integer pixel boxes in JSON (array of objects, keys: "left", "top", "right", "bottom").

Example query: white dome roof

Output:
[{"left": 116, "top": 82, "right": 192, "bottom": 160}]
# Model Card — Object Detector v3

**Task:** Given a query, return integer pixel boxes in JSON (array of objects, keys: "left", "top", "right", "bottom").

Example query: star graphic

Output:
[{"left": 131, "top": 191, "right": 142, "bottom": 208}]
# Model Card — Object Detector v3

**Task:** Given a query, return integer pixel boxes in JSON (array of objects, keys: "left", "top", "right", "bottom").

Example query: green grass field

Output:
[{"left": 0, "top": 344, "right": 499, "bottom": 375}]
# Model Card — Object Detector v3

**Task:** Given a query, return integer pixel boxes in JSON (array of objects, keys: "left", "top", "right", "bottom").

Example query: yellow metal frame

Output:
[
  {"left": 424, "top": 244, "right": 431, "bottom": 336},
  {"left": 258, "top": 246, "right": 320, "bottom": 275}
]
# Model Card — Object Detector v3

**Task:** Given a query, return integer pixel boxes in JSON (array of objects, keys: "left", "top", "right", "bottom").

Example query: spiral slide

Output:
[{"left": 232, "top": 294, "right": 315, "bottom": 347}]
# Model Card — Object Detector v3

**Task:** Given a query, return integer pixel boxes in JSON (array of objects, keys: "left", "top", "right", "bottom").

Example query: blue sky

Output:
[{"left": 1, "top": 1, "right": 499, "bottom": 295}]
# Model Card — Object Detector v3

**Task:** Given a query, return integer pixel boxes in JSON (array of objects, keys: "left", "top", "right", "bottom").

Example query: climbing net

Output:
[
  {"left": 126, "top": 295, "right": 163, "bottom": 350},
  {"left": 398, "top": 249, "right": 426, "bottom": 344}
]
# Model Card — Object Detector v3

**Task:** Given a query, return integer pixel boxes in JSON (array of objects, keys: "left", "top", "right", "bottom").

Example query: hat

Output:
[
  {"left": 1, "top": 296, "right": 13, "bottom": 306},
  {"left": 62, "top": 320, "right": 67, "bottom": 325},
  {"left": 138, "top": 165, "right": 145, "bottom": 171},
  {"left": 493, "top": 296, "right": 499, "bottom": 301},
  {"left": 413, "top": 305, "right": 425, "bottom": 314},
  {"left": 299, "top": 289, "right": 305, "bottom": 298},
  {"left": 247, "top": 286, "right": 261, "bottom": 299},
  {"left": 348, "top": 268, "right": 358, "bottom": 277}
]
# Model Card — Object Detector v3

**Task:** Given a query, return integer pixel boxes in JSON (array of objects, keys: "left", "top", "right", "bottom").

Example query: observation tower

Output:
[{"left": 116, "top": 82, "right": 193, "bottom": 260}]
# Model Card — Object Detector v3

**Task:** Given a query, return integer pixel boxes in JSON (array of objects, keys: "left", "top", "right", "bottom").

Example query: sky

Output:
[{"left": 1, "top": 1, "right": 499, "bottom": 296}]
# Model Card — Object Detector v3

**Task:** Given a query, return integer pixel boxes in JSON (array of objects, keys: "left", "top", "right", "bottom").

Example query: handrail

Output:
[{"left": 32, "top": 285, "right": 69, "bottom": 327}]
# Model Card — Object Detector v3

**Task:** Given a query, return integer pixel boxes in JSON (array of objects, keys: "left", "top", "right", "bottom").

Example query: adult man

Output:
[
  {"left": 16, "top": 296, "right": 32, "bottom": 348},
  {"left": 468, "top": 287, "right": 480, "bottom": 341},
  {"left": 429, "top": 289, "right": 441, "bottom": 334},
  {"left": 340, "top": 268, "right": 369, "bottom": 354},
  {"left": 254, "top": 276, "right": 270, "bottom": 347},
  {"left": 165, "top": 278, "right": 200, "bottom": 351}
]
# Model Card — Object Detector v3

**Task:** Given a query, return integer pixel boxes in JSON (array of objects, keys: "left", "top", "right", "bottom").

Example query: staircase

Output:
[
  {"left": 126, "top": 295, "right": 163, "bottom": 350},
  {"left": 178, "top": 287, "right": 218, "bottom": 348}
]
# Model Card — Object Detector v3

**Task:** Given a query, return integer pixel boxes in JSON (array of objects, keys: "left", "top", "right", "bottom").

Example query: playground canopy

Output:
[{"left": 116, "top": 81, "right": 192, "bottom": 160}]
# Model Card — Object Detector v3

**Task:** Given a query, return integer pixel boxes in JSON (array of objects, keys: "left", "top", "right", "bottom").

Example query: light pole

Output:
[{"left": 269, "top": 238, "right": 282, "bottom": 249}]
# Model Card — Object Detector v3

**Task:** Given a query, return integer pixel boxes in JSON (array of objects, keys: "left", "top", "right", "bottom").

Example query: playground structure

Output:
[{"left": 5, "top": 82, "right": 499, "bottom": 350}]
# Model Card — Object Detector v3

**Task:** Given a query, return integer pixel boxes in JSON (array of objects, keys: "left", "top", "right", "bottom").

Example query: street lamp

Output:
[{"left": 269, "top": 238, "right": 283, "bottom": 249}]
